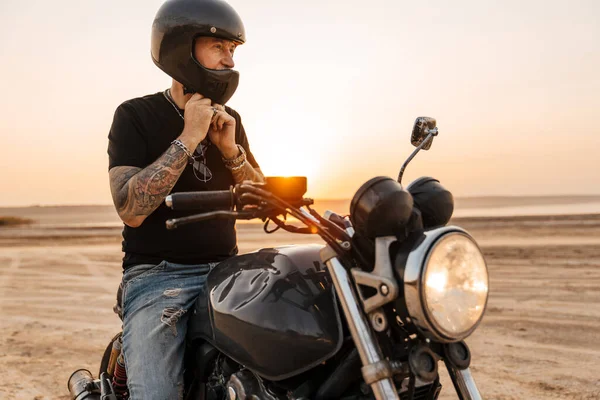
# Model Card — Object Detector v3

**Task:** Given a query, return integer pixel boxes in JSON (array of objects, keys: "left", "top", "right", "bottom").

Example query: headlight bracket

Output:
[
  {"left": 351, "top": 236, "right": 400, "bottom": 313},
  {"left": 351, "top": 236, "right": 400, "bottom": 332},
  {"left": 351, "top": 236, "right": 402, "bottom": 333}
]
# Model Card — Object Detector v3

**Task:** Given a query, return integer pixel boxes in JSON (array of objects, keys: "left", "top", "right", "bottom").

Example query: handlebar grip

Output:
[{"left": 165, "top": 191, "right": 233, "bottom": 211}]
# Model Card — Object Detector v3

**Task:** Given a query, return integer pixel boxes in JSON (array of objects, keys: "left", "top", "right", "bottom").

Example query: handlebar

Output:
[
  {"left": 165, "top": 190, "right": 234, "bottom": 211},
  {"left": 163, "top": 184, "right": 350, "bottom": 255}
]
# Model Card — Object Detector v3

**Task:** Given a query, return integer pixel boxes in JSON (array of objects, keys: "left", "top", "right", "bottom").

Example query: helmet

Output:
[
  {"left": 406, "top": 177, "right": 454, "bottom": 229},
  {"left": 151, "top": 0, "right": 246, "bottom": 104}
]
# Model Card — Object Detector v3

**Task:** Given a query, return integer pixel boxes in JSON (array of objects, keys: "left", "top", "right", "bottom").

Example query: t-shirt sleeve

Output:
[
  {"left": 231, "top": 109, "right": 260, "bottom": 169},
  {"left": 107, "top": 102, "right": 148, "bottom": 170}
]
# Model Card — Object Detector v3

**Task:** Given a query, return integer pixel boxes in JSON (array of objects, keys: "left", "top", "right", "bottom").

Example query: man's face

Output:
[{"left": 194, "top": 36, "right": 237, "bottom": 70}]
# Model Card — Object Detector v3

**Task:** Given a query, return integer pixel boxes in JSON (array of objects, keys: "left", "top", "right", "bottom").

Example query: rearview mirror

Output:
[
  {"left": 411, "top": 117, "right": 438, "bottom": 150},
  {"left": 398, "top": 117, "right": 439, "bottom": 184}
]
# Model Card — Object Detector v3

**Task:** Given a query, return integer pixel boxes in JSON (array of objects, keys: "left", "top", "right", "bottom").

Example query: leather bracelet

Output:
[
  {"left": 222, "top": 144, "right": 246, "bottom": 166},
  {"left": 171, "top": 139, "right": 194, "bottom": 162}
]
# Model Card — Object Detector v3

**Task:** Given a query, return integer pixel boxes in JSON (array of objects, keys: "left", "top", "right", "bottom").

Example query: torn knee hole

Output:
[{"left": 161, "top": 307, "right": 186, "bottom": 327}]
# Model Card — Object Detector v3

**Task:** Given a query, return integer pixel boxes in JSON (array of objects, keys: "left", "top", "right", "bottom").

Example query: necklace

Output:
[
  {"left": 163, "top": 89, "right": 185, "bottom": 120},
  {"left": 163, "top": 89, "right": 212, "bottom": 182},
  {"left": 163, "top": 88, "right": 210, "bottom": 148}
]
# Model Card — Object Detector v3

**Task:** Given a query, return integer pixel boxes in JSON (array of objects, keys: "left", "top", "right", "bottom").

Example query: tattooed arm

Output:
[{"left": 109, "top": 144, "right": 188, "bottom": 228}]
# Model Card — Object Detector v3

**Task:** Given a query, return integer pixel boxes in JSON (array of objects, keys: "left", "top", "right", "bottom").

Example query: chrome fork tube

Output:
[
  {"left": 445, "top": 362, "right": 483, "bottom": 400},
  {"left": 325, "top": 256, "right": 399, "bottom": 400}
]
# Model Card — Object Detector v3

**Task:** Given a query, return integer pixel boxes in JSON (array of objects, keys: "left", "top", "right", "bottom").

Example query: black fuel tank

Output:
[{"left": 189, "top": 244, "right": 343, "bottom": 381}]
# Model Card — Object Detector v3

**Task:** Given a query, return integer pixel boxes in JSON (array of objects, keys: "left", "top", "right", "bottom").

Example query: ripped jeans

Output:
[{"left": 121, "top": 260, "right": 216, "bottom": 400}]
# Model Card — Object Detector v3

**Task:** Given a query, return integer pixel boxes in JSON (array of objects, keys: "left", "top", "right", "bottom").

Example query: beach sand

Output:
[{"left": 1, "top": 214, "right": 599, "bottom": 399}]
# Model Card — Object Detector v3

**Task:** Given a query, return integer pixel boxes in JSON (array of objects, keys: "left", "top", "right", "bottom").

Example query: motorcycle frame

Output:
[
  {"left": 321, "top": 247, "right": 483, "bottom": 400},
  {"left": 166, "top": 183, "right": 485, "bottom": 400}
]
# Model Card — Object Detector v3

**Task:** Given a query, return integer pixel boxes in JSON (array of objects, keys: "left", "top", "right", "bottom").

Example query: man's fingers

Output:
[
  {"left": 197, "top": 98, "right": 213, "bottom": 106},
  {"left": 215, "top": 112, "right": 232, "bottom": 130},
  {"left": 208, "top": 111, "right": 234, "bottom": 133},
  {"left": 189, "top": 93, "right": 205, "bottom": 101},
  {"left": 187, "top": 95, "right": 212, "bottom": 106},
  {"left": 210, "top": 115, "right": 221, "bottom": 131}
]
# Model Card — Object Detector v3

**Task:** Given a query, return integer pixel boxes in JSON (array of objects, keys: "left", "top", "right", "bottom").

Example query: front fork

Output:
[
  {"left": 323, "top": 255, "right": 399, "bottom": 399},
  {"left": 446, "top": 363, "right": 483, "bottom": 400},
  {"left": 322, "top": 253, "right": 483, "bottom": 400}
]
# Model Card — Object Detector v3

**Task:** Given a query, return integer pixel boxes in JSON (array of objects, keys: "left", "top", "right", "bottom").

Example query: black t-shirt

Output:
[{"left": 107, "top": 91, "right": 259, "bottom": 269}]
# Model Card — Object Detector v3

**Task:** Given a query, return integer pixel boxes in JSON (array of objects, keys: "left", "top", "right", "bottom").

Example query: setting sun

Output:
[
  {"left": 243, "top": 102, "right": 332, "bottom": 185},
  {"left": 257, "top": 151, "right": 321, "bottom": 182}
]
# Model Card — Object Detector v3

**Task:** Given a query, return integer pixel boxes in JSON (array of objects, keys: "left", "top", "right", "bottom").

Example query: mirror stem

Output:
[{"left": 397, "top": 133, "right": 434, "bottom": 184}]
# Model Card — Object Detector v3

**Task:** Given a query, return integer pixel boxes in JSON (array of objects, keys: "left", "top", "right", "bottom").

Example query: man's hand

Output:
[
  {"left": 209, "top": 105, "right": 238, "bottom": 159},
  {"left": 179, "top": 93, "right": 215, "bottom": 150}
]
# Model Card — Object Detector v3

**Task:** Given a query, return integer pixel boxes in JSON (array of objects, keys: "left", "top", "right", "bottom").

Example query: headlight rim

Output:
[
  {"left": 402, "top": 226, "right": 489, "bottom": 343},
  {"left": 420, "top": 231, "right": 489, "bottom": 342}
]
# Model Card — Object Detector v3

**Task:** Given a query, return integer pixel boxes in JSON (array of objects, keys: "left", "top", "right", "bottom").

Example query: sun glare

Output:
[
  {"left": 258, "top": 151, "right": 320, "bottom": 181},
  {"left": 249, "top": 106, "right": 330, "bottom": 187}
]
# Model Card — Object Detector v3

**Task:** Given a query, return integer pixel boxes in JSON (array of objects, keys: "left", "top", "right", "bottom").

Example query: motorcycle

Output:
[{"left": 68, "top": 117, "right": 488, "bottom": 400}]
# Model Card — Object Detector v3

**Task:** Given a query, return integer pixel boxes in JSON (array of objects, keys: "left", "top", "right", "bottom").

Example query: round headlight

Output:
[
  {"left": 403, "top": 228, "right": 489, "bottom": 342},
  {"left": 422, "top": 233, "right": 488, "bottom": 339}
]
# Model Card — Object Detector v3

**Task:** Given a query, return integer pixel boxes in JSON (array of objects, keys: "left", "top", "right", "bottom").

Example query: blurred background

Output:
[{"left": 0, "top": 0, "right": 599, "bottom": 205}]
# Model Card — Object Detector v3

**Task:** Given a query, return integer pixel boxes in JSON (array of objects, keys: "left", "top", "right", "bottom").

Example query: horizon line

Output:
[{"left": 2, "top": 193, "right": 600, "bottom": 209}]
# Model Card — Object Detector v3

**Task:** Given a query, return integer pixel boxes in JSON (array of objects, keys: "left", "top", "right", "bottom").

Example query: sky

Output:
[{"left": 0, "top": 0, "right": 599, "bottom": 206}]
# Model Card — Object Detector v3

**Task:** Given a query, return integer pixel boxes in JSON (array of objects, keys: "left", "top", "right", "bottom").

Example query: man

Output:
[{"left": 107, "top": 0, "right": 264, "bottom": 398}]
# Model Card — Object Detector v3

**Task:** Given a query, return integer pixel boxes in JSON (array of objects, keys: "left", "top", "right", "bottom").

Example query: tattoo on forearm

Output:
[
  {"left": 230, "top": 162, "right": 265, "bottom": 184},
  {"left": 110, "top": 144, "right": 188, "bottom": 224}
]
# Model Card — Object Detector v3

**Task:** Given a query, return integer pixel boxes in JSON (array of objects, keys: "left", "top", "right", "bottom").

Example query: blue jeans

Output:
[{"left": 121, "top": 260, "right": 216, "bottom": 400}]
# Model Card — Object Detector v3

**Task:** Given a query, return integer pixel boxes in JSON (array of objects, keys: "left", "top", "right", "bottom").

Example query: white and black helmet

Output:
[{"left": 151, "top": 0, "right": 246, "bottom": 104}]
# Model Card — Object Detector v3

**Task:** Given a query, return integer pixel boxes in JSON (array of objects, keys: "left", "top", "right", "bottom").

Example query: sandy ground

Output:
[{"left": 1, "top": 215, "right": 600, "bottom": 399}]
